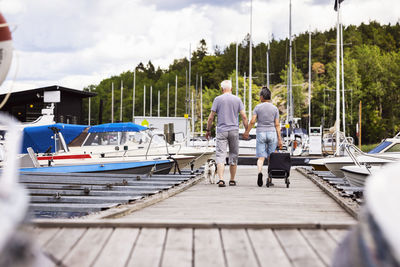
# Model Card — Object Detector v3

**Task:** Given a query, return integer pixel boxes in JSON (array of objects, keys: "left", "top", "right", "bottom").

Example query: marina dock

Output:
[{"left": 28, "top": 166, "right": 357, "bottom": 267}]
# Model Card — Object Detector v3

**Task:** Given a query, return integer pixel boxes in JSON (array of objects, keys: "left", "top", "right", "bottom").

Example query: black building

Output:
[{"left": 0, "top": 85, "right": 96, "bottom": 124}]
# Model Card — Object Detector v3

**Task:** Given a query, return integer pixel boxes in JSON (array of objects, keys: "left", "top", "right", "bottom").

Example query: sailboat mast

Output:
[
  {"left": 336, "top": 2, "right": 341, "bottom": 152},
  {"left": 150, "top": 85, "right": 153, "bottom": 117},
  {"left": 189, "top": 44, "right": 192, "bottom": 117},
  {"left": 289, "top": 0, "right": 293, "bottom": 122},
  {"left": 143, "top": 85, "right": 146, "bottom": 116},
  {"left": 120, "top": 80, "right": 123, "bottom": 122},
  {"left": 88, "top": 87, "right": 91, "bottom": 125},
  {"left": 132, "top": 71, "right": 136, "bottom": 120},
  {"left": 111, "top": 82, "right": 114, "bottom": 123},
  {"left": 248, "top": 0, "right": 253, "bottom": 119},
  {"left": 341, "top": 20, "right": 346, "bottom": 136},
  {"left": 266, "top": 41, "right": 270, "bottom": 88},
  {"left": 158, "top": 90, "right": 160, "bottom": 117},
  {"left": 167, "top": 83, "right": 170, "bottom": 117},
  {"left": 308, "top": 31, "right": 312, "bottom": 133},
  {"left": 185, "top": 69, "right": 188, "bottom": 114},
  {"left": 191, "top": 91, "right": 194, "bottom": 140},
  {"left": 175, "top": 75, "right": 178, "bottom": 117},
  {"left": 200, "top": 76, "right": 203, "bottom": 136},
  {"left": 236, "top": 42, "right": 239, "bottom": 96}
]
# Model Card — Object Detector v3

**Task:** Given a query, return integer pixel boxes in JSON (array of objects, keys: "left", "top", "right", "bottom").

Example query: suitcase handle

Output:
[{"left": 275, "top": 145, "right": 288, "bottom": 152}]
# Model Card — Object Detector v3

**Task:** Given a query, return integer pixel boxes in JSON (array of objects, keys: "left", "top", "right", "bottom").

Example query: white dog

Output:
[{"left": 204, "top": 159, "right": 217, "bottom": 184}]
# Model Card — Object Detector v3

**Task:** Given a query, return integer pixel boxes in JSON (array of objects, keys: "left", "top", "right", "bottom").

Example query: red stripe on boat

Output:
[
  {"left": 37, "top": 154, "right": 92, "bottom": 160},
  {"left": 0, "top": 13, "right": 12, "bottom": 42}
]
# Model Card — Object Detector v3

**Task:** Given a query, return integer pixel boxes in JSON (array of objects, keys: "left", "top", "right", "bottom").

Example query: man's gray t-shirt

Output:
[
  {"left": 253, "top": 102, "right": 279, "bottom": 133},
  {"left": 211, "top": 93, "right": 244, "bottom": 132}
]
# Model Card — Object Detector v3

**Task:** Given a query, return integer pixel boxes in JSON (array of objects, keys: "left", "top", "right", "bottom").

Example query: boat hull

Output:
[
  {"left": 342, "top": 168, "right": 369, "bottom": 187},
  {"left": 20, "top": 160, "right": 173, "bottom": 175}
]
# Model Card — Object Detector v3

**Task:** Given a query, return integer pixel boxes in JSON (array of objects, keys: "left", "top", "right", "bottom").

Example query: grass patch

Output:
[{"left": 361, "top": 143, "right": 379, "bottom": 153}]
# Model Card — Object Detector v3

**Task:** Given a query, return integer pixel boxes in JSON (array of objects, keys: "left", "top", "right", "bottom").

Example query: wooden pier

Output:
[{"left": 27, "top": 166, "right": 357, "bottom": 267}]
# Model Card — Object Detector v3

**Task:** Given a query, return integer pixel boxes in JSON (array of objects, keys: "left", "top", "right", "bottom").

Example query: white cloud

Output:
[{"left": 0, "top": 0, "right": 398, "bottom": 92}]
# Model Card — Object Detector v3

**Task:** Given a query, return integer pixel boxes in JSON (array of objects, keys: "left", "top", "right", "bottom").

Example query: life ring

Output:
[{"left": 0, "top": 13, "right": 12, "bottom": 87}]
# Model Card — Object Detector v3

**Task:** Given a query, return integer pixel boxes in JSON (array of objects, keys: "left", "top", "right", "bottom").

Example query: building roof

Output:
[{"left": 0, "top": 85, "right": 97, "bottom": 98}]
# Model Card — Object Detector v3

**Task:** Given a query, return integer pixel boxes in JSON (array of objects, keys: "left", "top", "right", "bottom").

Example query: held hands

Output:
[{"left": 242, "top": 132, "right": 249, "bottom": 140}]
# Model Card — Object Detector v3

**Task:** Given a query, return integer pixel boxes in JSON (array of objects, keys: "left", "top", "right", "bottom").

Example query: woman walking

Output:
[{"left": 243, "top": 87, "right": 283, "bottom": 187}]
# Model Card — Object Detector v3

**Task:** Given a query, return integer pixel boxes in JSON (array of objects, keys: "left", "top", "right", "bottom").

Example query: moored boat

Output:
[{"left": 20, "top": 159, "right": 174, "bottom": 174}]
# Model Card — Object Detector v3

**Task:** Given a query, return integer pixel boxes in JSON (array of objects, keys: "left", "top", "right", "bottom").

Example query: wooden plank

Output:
[
  {"left": 32, "top": 220, "right": 354, "bottom": 230},
  {"left": 161, "top": 228, "right": 192, "bottom": 267},
  {"left": 126, "top": 228, "right": 166, "bottom": 267},
  {"left": 62, "top": 228, "right": 113, "bottom": 267},
  {"left": 43, "top": 228, "right": 87, "bottom": 263},
  {"left": 301, "top": 229, "right": 338, "bottom": 266},
  {"left": 274, "top": 229, "right": 325, "bottom": 267},
  {"left": 27, "top": 188, "right": 158, "bottom": 196},
  {"left": 194, "top": 229, "right": 225, "bottom": 267},
  {"left": 221, "top": 229, "right": 258, "bottom": 267},
  {"left": 92, "top": 228, "right": 140, "bottom": 267},
  {"left": 29, "top": 203, "right": 119, "bottom": 212},
  {"left": 21, "top": 171, "right": 190, "bottom": 180},
  {"left": 247, "top": 229, "right": 291, "bottom": 267},
  {"left": 34, "top": 227, "right": 60, "bottom": 247},
  {"left": 20, "top": 176, "right": 178, "bottom": 186},
  {"left": 23, "top": 182, "right": 170, "bottom": 191},
  {"left": 30, "top": 195, "right": 140, "bottom": 204},
  {"left": 326, "top": 229, "right": 349, "bottom": 244}
]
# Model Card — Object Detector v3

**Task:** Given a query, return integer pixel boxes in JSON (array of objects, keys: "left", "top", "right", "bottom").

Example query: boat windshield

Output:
[
  {"left": 368, "top": 141, "right": 392, "bottom": 154},
  {"left": 83, "top": 132, "right": 129, "bottom": 146},
  {"left": 83, "top": 131, "right": 150, "bottom": 146}
]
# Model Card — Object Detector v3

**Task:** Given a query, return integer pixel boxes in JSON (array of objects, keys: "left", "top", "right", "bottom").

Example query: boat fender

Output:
[{"left": 0, "top": 13, "right": 12, "bottom": 86}]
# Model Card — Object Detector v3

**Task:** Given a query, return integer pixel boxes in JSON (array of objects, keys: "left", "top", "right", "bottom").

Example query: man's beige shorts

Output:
[{"left": 215, "top": 130, "right": 239, "bottom": 165}]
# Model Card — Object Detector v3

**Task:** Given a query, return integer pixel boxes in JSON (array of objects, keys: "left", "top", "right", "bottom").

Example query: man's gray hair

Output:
[{"left": 220, "top": 80, "right": 232, "bottom": 91}]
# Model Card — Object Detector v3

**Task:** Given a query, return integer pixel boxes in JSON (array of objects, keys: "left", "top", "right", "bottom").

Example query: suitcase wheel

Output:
[{"left": 266, "top": 177, "right": 272, "bottom": 188}]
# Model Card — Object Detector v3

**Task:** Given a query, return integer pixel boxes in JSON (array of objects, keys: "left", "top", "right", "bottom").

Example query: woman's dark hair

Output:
[{"left": 260, "top": 86, "right": 271, "bottom": 100}]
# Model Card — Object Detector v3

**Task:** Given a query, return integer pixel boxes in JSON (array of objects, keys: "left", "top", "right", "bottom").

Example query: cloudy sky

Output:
[{"left": 0, "top": 0, "right": 399, "bottom": 92}]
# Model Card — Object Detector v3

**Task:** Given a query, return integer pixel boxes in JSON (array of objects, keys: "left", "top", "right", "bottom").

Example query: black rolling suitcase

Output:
[{"left": 267, "top": 151, "right": 291, "bottom": 188}]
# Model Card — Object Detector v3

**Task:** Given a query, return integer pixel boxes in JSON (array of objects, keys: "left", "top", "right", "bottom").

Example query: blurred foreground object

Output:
[
  {"left": 333, "top": 162, "right": 400, "bottom": 266},
  {"left": 0, "top": 113, "right": 49, "bottom": 267}
]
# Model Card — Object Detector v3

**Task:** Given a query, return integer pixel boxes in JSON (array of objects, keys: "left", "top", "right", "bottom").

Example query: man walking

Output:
[{"left": 206, "top": 80, "right": 248, "bottom": 187}]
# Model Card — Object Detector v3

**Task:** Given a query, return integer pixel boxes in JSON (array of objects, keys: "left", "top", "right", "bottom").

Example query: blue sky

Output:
[{"left": 0, "top": 0, "right": 399, "bottom": 92}]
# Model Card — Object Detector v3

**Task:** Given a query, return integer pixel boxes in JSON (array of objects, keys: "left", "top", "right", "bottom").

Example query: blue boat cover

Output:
[
  {"left": 88, "top": 122, "right": 147, "bottom": 133},
  {"left": 22, "top": 123, "right": 88, "bottom": 153}
]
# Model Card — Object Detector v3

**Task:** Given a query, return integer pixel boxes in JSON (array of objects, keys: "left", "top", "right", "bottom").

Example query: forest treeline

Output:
[{"left": 83, "top": 21, "right": 400, "bottom": 144}]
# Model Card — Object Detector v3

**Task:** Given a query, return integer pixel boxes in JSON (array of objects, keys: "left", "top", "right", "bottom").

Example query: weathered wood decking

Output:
[
  {"left": 28, "top": 166, "right": 357, "bottom": 267},
  {"left": 29, "top": 226, "right": 348, "bottom": 267}
]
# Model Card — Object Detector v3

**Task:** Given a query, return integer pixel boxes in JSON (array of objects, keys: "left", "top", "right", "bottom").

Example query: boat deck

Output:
[{"left": 27, "top": 166, "right": 357, "bottom": 267}]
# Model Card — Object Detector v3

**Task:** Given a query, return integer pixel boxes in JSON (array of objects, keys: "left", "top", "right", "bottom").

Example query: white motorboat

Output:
[
  {"left": 341, "top": 165, "right": 382, "bottom": 188},
  {"left": 22, "top": 122, "right": 209, "bottom": 173},
  {"left": 325, "top": 155, "right": 395, "bottom": 178},
  {"left": 309, "top": 132, "right": 400, "bottom": 174}
]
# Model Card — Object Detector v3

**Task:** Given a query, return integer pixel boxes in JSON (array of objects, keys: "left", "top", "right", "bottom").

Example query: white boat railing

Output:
[{"left": 145, "top": 133, "right": 170, "bottom": 160}]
